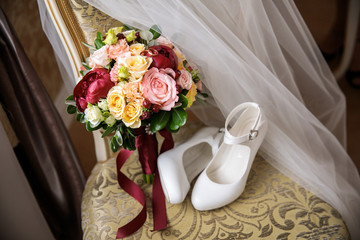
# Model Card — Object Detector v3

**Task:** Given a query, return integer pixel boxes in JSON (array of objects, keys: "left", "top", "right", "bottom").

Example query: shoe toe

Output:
[
  {"left": 191, "top": 174, "right": 227, "bottom": 211},
  {"left": 191, "top": 172, "right": 246, "bottom": 211}
]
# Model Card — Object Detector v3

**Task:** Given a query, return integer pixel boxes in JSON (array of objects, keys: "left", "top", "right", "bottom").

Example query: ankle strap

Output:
[{"left": 224, "top": 103, "right": 261, "bottom": 145}]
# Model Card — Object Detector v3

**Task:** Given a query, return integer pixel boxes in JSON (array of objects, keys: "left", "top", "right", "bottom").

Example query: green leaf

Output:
[
  {"left": 167, "top": 120, "right": 180, "bottom": 132},
  {"left": 82, "top": 41, "right": 96, "bottom": 50},
  {"left": 149, "top": 25, "right": 161, "bottom": 39},
  {"left": 127, "top": 128, "right": 135, "bottom": 138},
  {"left": 66, "top": 95, "right": 74, "bottom": 101},
  {"left": 178, "top": 94, "right": 188, "bottom": 108},
  {"left": 75, "top": 112, "right": 84, "bottom": 122},
  {"left": 94, "top": 32, "right": 105, "bottom": 49},
  {"left": 114, "top": 130, "right": 123, "bottom": 146},
  {"left": 102, "top": 125, "right": 116, "bottom": 137},
  {"left": 150, "top": 111, "right": 171, "bottom": 133},
  {"left": 181, "top": 89, "right": 189, "bottom": 96},
  {"left": 140, "top": 30, "right": 153, "bottom": 41},
  {"left": 94, "top": 39, "right": 105, "bottom": 49},
  {"left": 65, "top": 95, "right": 76, "bottom": 106},
  {"left": 119, "top": 125, "right": 124, "bottom": 135},
  {"left": 128, "top": 136, "right": 136, "bottom": 150},
  {"left": 66, "top": 105, "right": 77, "bottom": 114},
  {"left": 110, "top": 129, "right": 123, "bottom": 152},
  {"left": 96, "top": 32, "right": 102, "bottom": 40},
  {"left": 110, "top": 136, "right": 120, "bottom": 152},
  {"left": 167, "top": 126, "right": 180, "bottom": 133},
  {"left": 86, "top": 121, "right": 103, "bottom": 131},
  {"left": 171, "top": 108, "right": 187, "bottom": 127},
  {"left": 82, "top": 62, "right": 92, "bottom": 70},
  {"left": 148, "top": 40, "right": 158, "bottom": 47},
  {"left": 123, "top": 134, "right": 136, "bottom": 151}
]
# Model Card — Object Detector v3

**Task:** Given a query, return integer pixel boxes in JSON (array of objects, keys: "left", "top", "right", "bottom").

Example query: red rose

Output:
[
  {"left": 143, "top": 45, "right": 178, "bottom": 70},
  {"left": 73, "top": 68, "right": 114, "bottom": 112}
]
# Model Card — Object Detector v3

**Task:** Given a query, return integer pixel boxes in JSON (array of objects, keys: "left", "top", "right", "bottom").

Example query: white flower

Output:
[
  {"left": 98, "top": 99, "right": 109, "bottom": 110},
  {"left": 84, "top": 105, "right": 104, "bottom": 127},
  {"left": 89, "top": 45, "right": 110, "bottom": 68},
  {"left": 105, "top": 115, "right": 116, "bottom": 126}
]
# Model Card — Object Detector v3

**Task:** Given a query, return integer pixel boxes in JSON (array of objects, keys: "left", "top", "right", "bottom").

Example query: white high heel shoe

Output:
[
  {"left": 157, "top": 127, "right": 224, "bottom": 204},
  {"left": 191, "top": 102, "right": 267, "bottom": 211}
]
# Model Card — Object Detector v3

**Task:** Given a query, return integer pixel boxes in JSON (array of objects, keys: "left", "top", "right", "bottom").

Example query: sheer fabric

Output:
[
  {"left": 37, "top": 0, "right": 78, "bottom": 94},
  {"left": 37, "top": 0, "right": 360, "bottom": 238}
]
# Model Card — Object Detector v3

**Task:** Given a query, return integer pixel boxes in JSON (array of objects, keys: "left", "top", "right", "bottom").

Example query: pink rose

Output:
[
  {"left": 196, "top": 80, "right": 202, "bottom": 92},
  {"left": 176, "top": 69, "right": 192, "bottom": 90},
  {"left": 108, "top": 39, "right": 130, "bottom": 60},
  {"left": 73, "top": 68, "right": 114, "bottom": 112},
  {"left": 142, "top": 68, "right": 178, "bottom": 111}
]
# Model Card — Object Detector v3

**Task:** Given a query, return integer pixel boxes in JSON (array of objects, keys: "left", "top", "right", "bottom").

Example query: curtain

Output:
[{"left": 0, "top": 7, "right": 85, "bottom": 239}]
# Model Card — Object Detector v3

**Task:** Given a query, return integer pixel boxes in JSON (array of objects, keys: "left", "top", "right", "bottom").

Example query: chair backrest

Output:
[{"left": 44, "top": 0, "right": 121, "bottom": 161}]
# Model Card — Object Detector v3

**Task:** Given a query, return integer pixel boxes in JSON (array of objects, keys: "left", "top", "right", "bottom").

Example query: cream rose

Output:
[
  {"left": 122, "top": 101, "right": 142, "bottom": 128},
  {"left": 107, "top": 86, "right": 126, "bottom": 120},
  {"left": 84, "top": 105, "right": 104, "bottom": 127},
  {"left": 129, "top": 43, "right": 145, "bottom": 56},
  {"left": 177, "top": 69, "right": 193, "bottom": 90},
  {"left": 124, "top": 56, "right": 152, "bottom": 80}
]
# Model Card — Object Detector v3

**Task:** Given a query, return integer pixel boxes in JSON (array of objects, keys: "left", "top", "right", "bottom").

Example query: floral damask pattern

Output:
[
  {"left": 69, "top": 0, "right": 121, "bottom": 53},
  {"left": 81, "top": 123, "right": 349, "bottom": 240}
]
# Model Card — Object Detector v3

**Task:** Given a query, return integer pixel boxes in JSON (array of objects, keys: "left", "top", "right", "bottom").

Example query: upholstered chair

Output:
[{"left": 42, "top": 0, "right": 350, "bottom": 239}]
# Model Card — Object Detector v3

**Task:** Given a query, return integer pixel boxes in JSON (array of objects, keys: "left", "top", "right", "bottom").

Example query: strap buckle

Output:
[{"left": 249, "top": 130, "right": 259, "bottom": 140}]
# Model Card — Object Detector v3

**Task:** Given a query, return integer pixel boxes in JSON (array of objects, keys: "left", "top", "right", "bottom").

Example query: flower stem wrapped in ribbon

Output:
[{"left": 65, "top": 24, "right": 206, "bottom": 238}]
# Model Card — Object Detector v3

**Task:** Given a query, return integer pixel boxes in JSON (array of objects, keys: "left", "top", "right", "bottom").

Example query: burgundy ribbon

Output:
[
  {"left": 115, "top": 149, "right": 146, "bottom": 238},
  {"left": 115, "top": 128, "right": 174, "bottom": 239},
  {"left": 152, "top": 129, "right": 174, "bottom": 231}
]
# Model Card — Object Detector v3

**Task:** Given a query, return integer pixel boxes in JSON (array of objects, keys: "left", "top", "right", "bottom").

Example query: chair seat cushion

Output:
[{"left": 81, "top": 124, "right": 349, "bottom": 239}]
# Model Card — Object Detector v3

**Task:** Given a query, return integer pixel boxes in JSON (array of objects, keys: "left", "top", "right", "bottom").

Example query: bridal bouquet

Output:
[
  {"left": 66, "top": 25, "right": 205, "bottom": 152},
  {"left": 65, "top": 24, "right": 206, "bottom": 237}
]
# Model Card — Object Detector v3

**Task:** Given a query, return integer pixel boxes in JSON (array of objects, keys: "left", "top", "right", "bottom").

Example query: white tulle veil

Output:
[{"left": 37, "top": 0, "right": 360, "bottom": 237}]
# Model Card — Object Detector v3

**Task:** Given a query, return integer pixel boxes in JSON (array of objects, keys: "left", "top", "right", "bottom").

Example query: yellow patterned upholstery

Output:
[
  {"left": 81, "top": 123, "right": 348, "bottom": 239},
  {"left": 53, "top": 0, "right": 349, "bottom": 239}
]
